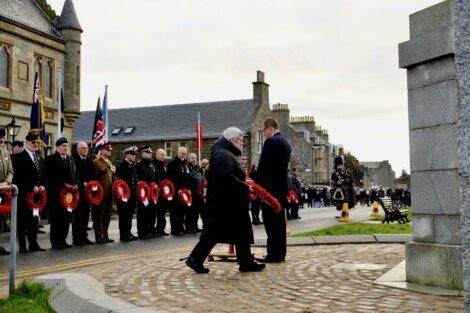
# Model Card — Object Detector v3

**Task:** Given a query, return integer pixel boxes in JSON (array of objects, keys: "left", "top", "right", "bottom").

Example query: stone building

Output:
[
  {"left": 0, "top": 0, "right": 82, "bottom": 150},
  {"left": 359, "top": 161, "right": 396, "bottom": 188},
  {"left": 271, "top": 104, "right": 338, "bottom": 185},
  {"left": 73, "top": 71, "right": 272, "bottom": 166}
]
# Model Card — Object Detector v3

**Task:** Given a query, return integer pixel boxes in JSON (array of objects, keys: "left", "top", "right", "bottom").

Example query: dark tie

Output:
[{"left": 33, "top": 153, "right": 40, "bottom": 172}]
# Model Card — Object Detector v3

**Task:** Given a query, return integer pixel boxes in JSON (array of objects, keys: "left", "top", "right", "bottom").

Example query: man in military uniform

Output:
[
  {"left": 72, "top": 142, "right": 95, "bottom": 246},
  {"left": 153, "top": 148, "right": 169, "bottom": 236},
  {"left": 115, "top": 146, "right": 139, "bottom": 241},
  {"left": 167, "top": 147, "right": 191, "bottom": 235},
  {"left": 136, "top": 145, "right": 157, "bottom": 239},
  {"left": 92, "top": 143, "right": 115, "bottom": 244},
  {"left": 0, "top": 129, "right": 13, "bottom": 255},
  {"left": 187, "top": 152, "right": 202, "bottom": 233},
  {"left": 12, "top": 133, "right": 45, "bottom": 253},
  {"left": 330, "top": 156, "right": 353, "bottom": 218},
  {"left": 46, "top": 137, "right": 78, "bottom": 249}
]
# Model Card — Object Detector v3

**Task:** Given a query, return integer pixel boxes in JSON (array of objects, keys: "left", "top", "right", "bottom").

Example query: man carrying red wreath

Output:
[
  {"left": 72, "top": 142, "right": 96, "bottom": 246},
  {"left": 92, "top": 143, "right": 115, "bottom": 244},
  {"left": 46, "top": 137, "right": 78, "bottom": 249},
  {"left": 115, "top": 146, "right": 139, "bottom": 241},
  {"left": 153, "top": 148, "right": 170, "bottom": 236},
  {"left": 12, "top": 133, "right": 46, "bottom": 253}
]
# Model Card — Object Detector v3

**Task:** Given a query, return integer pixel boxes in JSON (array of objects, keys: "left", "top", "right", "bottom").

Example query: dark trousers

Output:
[
  {"left": 155, "top": 201, "right": 167, "bottom": 233},
  {"left": 251, "top": 201, "right": 261, "bottom": 222},
  {"left": 72, "top": 194, "right": 91, "bottom": 243},
  {"left": 50, "top": 207, "right": 72, "bottom": 246},
  {"left": 117, "top": 198, "right": 136, "bottom": 238},
  {"left": 189, "top": 238, "right": 253, "bottom": 265},
  {"left": 169, "top": 200, "right": 184, "bottom": 233},
  {"left": 92, "top": 196, "right": 112, "bottom": 241},
  {"left": 262, "top": 205, "right": 286, "bottom": 261},
  {"left": 137, "top": 202, "right": 156, "bottom": 237},
  {"left": 185, "top": 202, "right": 201, "bottom": 230},
  {"left": 148, "top": 201, "right": 158, "bottom": 233},
  {"left": 291, "top": 202, "right": 300, "bottom": 218},
  {"left": 17, "top": 204, "right": 39, "bottom": 248}
]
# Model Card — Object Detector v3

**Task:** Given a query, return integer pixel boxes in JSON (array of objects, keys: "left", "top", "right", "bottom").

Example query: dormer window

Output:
[
  {"left": 124, "top": 126, "right": 135, "bottom": 135},
  {"left": 112, "top": 127, "right": 122, "bottom": 135}
]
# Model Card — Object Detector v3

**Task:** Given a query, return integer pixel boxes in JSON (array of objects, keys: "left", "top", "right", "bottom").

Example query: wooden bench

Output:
[{"left": 378, "top": 196, "right": 409, "bottom": 224}]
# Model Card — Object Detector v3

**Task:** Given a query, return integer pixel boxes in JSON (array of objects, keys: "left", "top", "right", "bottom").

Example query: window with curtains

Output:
[{"left": 0, "top": 46, "right": 10, "bottom": 88}]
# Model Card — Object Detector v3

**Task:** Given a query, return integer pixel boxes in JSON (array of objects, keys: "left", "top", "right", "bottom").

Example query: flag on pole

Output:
[
  {"left": 102, "top": 85, "right": 109, "bottom": 143},
  {"left": 92, "top": 97, "right": 105, "bottom": 154},
  {"left": 195, "top": 113, "right": 203, "bottom": 150},
  {"left": 30, "top": 72, "right": 47, "bottom": 144},
  {"left": 58, "top": 88, "right": 65, "bottom": 134}
]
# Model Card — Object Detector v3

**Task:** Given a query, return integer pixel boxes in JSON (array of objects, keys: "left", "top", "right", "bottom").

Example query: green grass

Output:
[
  {"left": 293, "top": 206, "right": 413, "bottom": 237},
  {"left": 0, "top": 280, "right": 53, "bottom": 313}
]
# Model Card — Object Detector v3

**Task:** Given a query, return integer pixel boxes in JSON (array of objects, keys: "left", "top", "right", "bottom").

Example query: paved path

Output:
[
  {"left": 65, "top": 244, "right": 463, "bottom": 313},
  {"left": 0, "top": 205, "right": 374, "bottom": 274}
]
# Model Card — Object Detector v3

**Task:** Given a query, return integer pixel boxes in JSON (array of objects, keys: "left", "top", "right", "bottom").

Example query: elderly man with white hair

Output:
[
  {"left": 167, "top": 146, "right": 191, "bottom": 235},
  {"left": 185, "top": 127, "right": 265, "bottom": 273}
]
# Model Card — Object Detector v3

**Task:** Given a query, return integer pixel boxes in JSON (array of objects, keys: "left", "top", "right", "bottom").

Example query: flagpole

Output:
[
  {"left": 104, "top": 85, "right": 108, "bottom": 143},
  {"left": 57, "top": 70, "right": 62, "bottom": 138},
  {"left": 198, "top": 112, "right": 201, "bottom": 166}
]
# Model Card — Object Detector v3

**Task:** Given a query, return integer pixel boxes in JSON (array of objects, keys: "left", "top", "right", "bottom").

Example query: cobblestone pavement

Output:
[{"left": 70, "top": 244, "right": 463, "bottom": 313}]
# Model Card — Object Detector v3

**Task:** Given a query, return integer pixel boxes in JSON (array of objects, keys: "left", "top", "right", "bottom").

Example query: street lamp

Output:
[{"left": 6, "top": 118, "right": 21, "bottom": 143}]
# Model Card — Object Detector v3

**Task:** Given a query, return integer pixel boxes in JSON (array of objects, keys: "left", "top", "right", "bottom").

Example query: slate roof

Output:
[
  {"left": 55, "top": 0, "right": 82, "bottom": 31},
  {"left": 0, "top": 0, "right": 59, "bottom": 37},
  {"left": 73, "top": 99, "right": 258, "bottom": 144}
]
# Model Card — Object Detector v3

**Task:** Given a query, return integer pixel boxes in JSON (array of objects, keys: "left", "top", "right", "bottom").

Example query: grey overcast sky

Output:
[{"left": 48, "top": 0, "right": 442, "bottom": 175}]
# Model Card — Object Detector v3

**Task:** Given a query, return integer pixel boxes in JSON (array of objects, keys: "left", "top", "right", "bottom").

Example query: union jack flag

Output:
[
  {"left": 30, "top": 72, "right": 47, "bottom": 143},
  {"left": 92, "top": 97, "right": 105, "bottom": 154}
]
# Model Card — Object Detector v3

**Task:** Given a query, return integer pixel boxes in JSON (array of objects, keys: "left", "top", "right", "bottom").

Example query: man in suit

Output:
[
  {"left": 72, "top": 142, "right": 95, "bottom": 246},
  {"left": 255, "top": 118, "right": 291, "bottom": 263},
  {"left": 46, "top": 137, "right": 78, "bottom": 249},
  {"left": 115, "top": 146, "right": 139, "bottom": 241},
  {"left": 153, "top": 148, "right": 169, "bottom": 236},
  {"left": 92, "top": 143, "right": 115, "bottom": 244},
  {"left": 0, "top": 129, "right": 13, "bottom": 255},
  {"left": 12, "top": 133, "right": 46, "bottom": 253}
]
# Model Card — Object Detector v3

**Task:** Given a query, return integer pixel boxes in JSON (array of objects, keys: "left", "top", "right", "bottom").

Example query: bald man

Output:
[
  {"left": 167, "top": 147, "right": 191, "bottom": 235},
  {"left": 153, "top": 148, "right": 169, "bottom": 236},
  {"left": 73, "top": 142, "right": 96, "bottom": 246}
]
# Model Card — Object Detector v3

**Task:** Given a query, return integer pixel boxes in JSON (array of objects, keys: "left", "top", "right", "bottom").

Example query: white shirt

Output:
[{"left": 271, "top": 130, "right": 280, "bottom": 137}]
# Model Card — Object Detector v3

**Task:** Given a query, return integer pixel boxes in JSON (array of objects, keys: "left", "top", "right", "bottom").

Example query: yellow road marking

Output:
[{"left": 0, "top": 247, "right": 189, "bottom": 281}]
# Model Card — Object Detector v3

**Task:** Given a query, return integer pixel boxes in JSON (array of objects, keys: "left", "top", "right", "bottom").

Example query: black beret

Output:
[
  {"left": 12, "top": 141, "right": 23, "bottom": 147},
  {"left": 55, "top": 137, "right": 68, "bottom": 147},
  {"left": 25, "top": 134, "right": 39, "bottom": 141}
]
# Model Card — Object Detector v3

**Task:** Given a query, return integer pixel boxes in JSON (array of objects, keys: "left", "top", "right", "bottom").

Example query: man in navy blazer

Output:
[{"left": 255, "top": 118, "right": 291, "bottom": 263}]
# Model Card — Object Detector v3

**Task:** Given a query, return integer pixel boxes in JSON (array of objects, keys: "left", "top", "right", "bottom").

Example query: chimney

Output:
[
  {"left": 253, "top": 70, "right": 270, "bottom": 110},
  {"left": 272, "top": 103, "right": 290, "bottom": 133}
]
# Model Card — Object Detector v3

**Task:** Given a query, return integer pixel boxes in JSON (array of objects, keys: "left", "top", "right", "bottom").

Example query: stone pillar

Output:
[{"left": 399, "top": 0, "right": 467, "bottom": 291}]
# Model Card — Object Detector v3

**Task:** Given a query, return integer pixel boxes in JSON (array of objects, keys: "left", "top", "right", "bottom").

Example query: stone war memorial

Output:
[{"left": 399, "top": 0, "right": 470, "bottom": 310}]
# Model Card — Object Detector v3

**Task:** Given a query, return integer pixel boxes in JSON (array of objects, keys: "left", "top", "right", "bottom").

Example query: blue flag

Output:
[{"left": 30, "top": 72, "right": 46, "bottom": 144}]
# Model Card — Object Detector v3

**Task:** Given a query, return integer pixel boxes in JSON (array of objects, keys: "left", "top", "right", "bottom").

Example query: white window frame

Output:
[{"left": 165, "top": 142, "right": 172, "bottom": 158}]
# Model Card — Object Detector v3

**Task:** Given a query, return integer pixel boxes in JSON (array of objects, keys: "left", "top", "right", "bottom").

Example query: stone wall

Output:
[{"left": 399, "top": 0, "right": 463, "bottom": 290}]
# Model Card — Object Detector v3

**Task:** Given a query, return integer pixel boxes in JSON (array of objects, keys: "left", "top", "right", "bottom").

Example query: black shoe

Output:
[
  {"left": 73, "top": 241, "right": 85, "bottom": 246},
  {"left": 87, "top": 227, "right": 92, "bottom": 231},
  {"left": 138, "top": 235, "right": 149, "bottom": 240},
  {"left": 84, "top": 238, "right": 95, "bottom": 245},
  {"left": 96, "top": 239, "right": 107, "bottom": 244},
  {"left": 188, "top": 228, "right": 198, "bottom": 234},
  {"left": 255, "top": 256, "right": 283, "bottom": 263},
  {"left": 105, "top": 239, "right": 114, "bottom": 243},
  {"left": 130, "top": 234, "right": 138, "bottom": 241},
  {"left": 38, "top": 224, "right": 44, "bottom": 229},
  {"left": 120, "top": 236, "right": 133, "bottom": 242},
  {"left": 157, "top": 231, "right": 170, "bottom": 236},
  {"left": 239, "top": 262, "right": 265, "bottom": 272},
  {"left": 171, "top": 231, "right": 183, "bottom": 236},
  {"left": 148, "top": 233, "right": 158, "bottom": 238},
  {"left": 182, "top": 229, "right": 190, "bottom": 234},
  {"left": 29, "top": 245, "right": 46, "bottom": 252},
  {"left": 0, "top": 246, "right": 10, "bottom": 255},
  {"left": 194, "top": 227, "right": 202, "bottom": 233},
  {"left": 185, "top": 258, "right": 209, "bottom": 274},
  {"left": 19, "top": 246, "right": 28, "bottom": 253},
  {"left": 51, "top": 244, "right": 64, "bottom": 250},
  {"left": 63, "top": 242, "right": 73, "bottom": 248}
]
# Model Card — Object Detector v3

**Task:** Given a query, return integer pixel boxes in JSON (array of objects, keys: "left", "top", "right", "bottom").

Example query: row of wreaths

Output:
[{"left": 0, "top": 179, "right": 286, "bottom": 215}]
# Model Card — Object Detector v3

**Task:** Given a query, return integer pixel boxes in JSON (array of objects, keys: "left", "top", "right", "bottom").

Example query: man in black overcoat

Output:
[
  {"left": 167, "top": 147, "right": 191, "bottom": 235},
  {"left": 115, "top": 146, "right": 139, "bottom": 241},
  {"left": 12, "top": 133, "right": 46, "bottom": 253},
  {"left": 72, "top": 142, "right": 95, "bottom": 246},
  {"left": 46, "top": 137, "right": 78, "bottom": 249},
  {"left": 153, "top": 148, "right": 169, "bottom": 236},
  {"left": 136, "top": 145, "right": 157, "bottom": 239},
  {"left": 185, "top": 127, "right": 265, "bottom": 273},
  {"left": 255, "top": 118, "right": 291, "bottom": 263}
]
